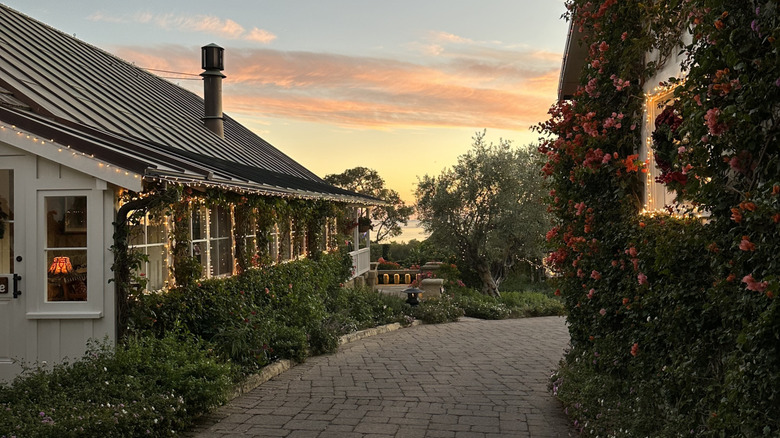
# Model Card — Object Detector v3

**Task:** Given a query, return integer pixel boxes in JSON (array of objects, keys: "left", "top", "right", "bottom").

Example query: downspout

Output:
[{"left": 113, "top": 196, "right": 155, "bottom": 341}]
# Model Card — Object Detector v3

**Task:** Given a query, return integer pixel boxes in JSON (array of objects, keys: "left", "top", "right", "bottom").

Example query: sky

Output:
[{"left": 5, "top": 1, "right": 569, "bottom": 204}]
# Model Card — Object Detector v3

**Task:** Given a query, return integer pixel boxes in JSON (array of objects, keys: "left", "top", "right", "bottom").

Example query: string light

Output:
[
  {"left": 642, "top": 77, "right": 684, "bottom": 216},
  {"left": 0, "top": 124, "right": 142, "bottom": 181}
]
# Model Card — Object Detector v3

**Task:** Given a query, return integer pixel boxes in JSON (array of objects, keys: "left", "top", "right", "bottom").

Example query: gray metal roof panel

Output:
[{"left": 0, "top": 3, "right": 323, "bottom": 184}]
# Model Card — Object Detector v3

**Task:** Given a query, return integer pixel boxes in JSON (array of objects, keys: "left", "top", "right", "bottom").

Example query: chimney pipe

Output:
[{"left": 200, "top": 43, "right": 225, "bottom": 138}]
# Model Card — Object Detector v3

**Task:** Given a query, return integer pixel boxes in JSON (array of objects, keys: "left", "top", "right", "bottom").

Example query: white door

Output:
[{"left": 0, "top": 156, "right": 29, "bottom": 382}]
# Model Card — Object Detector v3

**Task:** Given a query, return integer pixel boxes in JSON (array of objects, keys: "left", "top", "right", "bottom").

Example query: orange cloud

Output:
[
  {"left": 115, "top": 43, "right": 561, "bottom": 131},
  {"left": 88, "top": 12, "right": 276, "bottom": 43}
]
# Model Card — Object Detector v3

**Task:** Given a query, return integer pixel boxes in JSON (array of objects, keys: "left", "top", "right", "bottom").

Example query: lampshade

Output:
[{"left": 48, "top": 256, "right": 73, "bottom": 275}]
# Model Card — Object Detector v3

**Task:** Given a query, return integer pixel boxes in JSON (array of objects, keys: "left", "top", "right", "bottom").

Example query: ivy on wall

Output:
[{"left": 537, "top": 1, "right": 779, "bottom": 435}]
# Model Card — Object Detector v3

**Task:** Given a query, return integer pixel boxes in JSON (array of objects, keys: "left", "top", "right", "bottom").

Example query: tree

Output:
[
  {"left": 324, "top": 167, "right": 414, "bottom": 243},
  {"left": 415, "top": 131, "right": 548, "bottom": 296}
]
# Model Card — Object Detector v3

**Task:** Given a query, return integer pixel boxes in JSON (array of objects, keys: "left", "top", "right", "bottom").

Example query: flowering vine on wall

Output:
[{"left": 537, "top": 0, "right": 779, "bottom": 436}]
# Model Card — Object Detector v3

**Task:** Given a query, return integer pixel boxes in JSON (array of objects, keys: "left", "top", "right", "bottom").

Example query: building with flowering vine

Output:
[{"left": 0, "top": 4, "right": 379, "bottom": 381}]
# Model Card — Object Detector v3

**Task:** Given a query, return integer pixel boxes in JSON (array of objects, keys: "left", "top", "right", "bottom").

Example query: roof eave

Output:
[{"left": 558, "top": 19, "right": 588, "bottom": 101}]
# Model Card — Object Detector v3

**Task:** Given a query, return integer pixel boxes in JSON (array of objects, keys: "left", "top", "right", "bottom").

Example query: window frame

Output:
[{"left": 127, "top": 211, "right": 171, "bottom": 291}]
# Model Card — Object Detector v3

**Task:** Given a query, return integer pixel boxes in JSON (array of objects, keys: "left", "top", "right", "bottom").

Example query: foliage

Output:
[
  {"left": 0, "top": 334, "right": 235, "bottom": 438},
  {"left": 324, "top": 167, "right": 415, "bottom": 243},
  {"left": 127, "top": 252, "right": 351, "bottom": 372},
  {"left": 409, "top": 294, "right": 464, "bottom": 324},
  {"left": 371, "top": 239, "right": 454, "bottom": 268},
  {"left": 416, "top": 131, "right": 550, "bottom": 296},
  {"left": 537, "top": 0, "right": 780, "bottom": 436}
]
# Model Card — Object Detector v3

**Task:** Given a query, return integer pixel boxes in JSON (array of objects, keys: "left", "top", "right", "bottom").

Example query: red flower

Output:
[
  {"left": 630, "top": 343, "right": 639, "bottom": 356},
  {"left": 739, "top": 201, "right": 756, "bottom": 212},
  {"left": 731, "top": 208, "right": 743, "bottom": 223}
]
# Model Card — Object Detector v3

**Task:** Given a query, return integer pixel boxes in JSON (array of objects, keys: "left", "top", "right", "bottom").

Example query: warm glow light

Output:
[{"left": 48, "top": 256, "right": 74, "bottom": 275}]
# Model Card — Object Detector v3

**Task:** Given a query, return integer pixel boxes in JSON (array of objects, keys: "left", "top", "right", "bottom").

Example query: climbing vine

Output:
[{"left": 538, "top": 1, "right": 780, "bottom": 436}]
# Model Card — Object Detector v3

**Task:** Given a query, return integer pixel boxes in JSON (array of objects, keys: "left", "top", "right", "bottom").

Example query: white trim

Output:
[
  {"left": 0, "top": 125, "right": 142, "bottom": 191},
  {"left": 26, "top": 311, "right": 103, "bottom": 319}
]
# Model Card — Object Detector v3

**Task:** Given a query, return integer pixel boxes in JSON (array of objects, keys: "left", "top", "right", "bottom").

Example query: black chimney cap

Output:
[{"left": 202, "top": 43, "right": 224, "bottom": 71}]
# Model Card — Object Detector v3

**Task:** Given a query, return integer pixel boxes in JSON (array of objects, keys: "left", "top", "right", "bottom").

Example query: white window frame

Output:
[
  {"left": 127, "top": 211, "right": 171, "bottom": 291},
  {"left": 32, "top": 189, "right": 103, "bottom": 318},
  {"left": 189, "top": 205, "right": 234, "bottom": 279}
]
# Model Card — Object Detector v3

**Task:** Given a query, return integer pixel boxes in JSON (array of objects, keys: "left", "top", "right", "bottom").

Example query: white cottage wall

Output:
[{"left": 0, "top": 139, "right": 117, "bottom": 381}]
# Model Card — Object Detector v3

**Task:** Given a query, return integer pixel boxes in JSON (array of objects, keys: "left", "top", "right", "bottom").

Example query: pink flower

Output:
[
  {"left": 599, "top": 308, "right": 607, "bottom": 316},
  {"left": 591, "top": 270, "right": 602, "bottom": 280},
  {"left": 678, "top": 146, "right": 686, "bottom": 155},
  {"left": 621, "top": 32, "right": 628, "bottom": 41},
  {"left": 630, "top": 343, "right": 639, "bottom": 356},
  {"left": 587, "top": 289, "right": 595, "bottom": 299},
  {"left": 602, "top": 153, "right": 612, "bottom": 164},
  {"left": 739, "top": 236, "right": 755, "bottom": 251},
  {"left": 705, "top": 108, "right": 727, "bottom": 136},
  {"left": 742, "top": 274, "right": 768, "bottom": 293},
  {"left": 599, "top": 41, "right": 609, "bottom": 52},
  {"left": 638, "top": 272, "right": 648, "bottom": 285}
]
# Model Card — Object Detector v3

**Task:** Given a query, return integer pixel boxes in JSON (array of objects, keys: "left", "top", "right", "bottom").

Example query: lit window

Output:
[
  {"left": 45, "top": 196, "right": 87, "bottom": 302},
  {"left": 190, "top": 206, "right": 234, "bottom": 278},
  {"left": 128, "top": 212, "right": 170, "bottom": 291}
]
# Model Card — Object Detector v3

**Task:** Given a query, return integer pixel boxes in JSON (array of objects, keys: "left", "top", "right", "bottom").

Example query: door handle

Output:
[{"left": 13, "top": 273, "right": 21, "bottom": 298}]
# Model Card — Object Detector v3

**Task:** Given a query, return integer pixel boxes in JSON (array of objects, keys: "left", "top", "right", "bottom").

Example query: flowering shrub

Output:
[{"left": 538, "top": 1, "right": 779, "bottom": 436}]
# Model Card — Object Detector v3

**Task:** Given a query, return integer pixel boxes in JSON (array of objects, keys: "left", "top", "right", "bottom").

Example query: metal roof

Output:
[{"left": 0, "top": 3, "right": 379, "bottom": 205}]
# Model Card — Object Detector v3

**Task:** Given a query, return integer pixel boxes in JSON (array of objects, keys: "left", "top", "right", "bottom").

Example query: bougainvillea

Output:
[{"left": 538, "top": 1, "right": 779, "bottom": 436}]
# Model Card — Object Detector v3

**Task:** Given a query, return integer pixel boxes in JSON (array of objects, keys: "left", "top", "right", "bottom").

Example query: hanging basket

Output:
[{"left": 358, "top": 217, "right": 372, "bottom": 233}]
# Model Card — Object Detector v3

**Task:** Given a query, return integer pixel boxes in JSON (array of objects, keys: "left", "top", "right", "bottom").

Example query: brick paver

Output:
[{"left": 191, "top": 316, "right": 573, "bottom": 437}]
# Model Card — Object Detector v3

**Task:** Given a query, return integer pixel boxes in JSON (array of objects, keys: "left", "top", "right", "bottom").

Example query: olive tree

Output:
[
  {"left": 324, "top": 167, "right": 414, "bottom": 243},
  {"left": 415, "top": 131, "right": 548, "bottom": 296}
]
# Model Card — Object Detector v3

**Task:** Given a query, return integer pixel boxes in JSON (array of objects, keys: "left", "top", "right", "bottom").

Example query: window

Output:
[
  {"left": 292, "top": 220, "right": 306, "bottom": 259},
  {"left": 268, "top": 224, "right": 279, "bottom": 263},
  {"left": 128, "top": 212, "right": 170, "bottom": 291},
  {"left": 190, "top": 206, "right": 234, "bottom": 278},
  {"left": 643, "top": 88, "right": 679, "bottom": 212},
  {"left": 210, "top": 206, "right": 233, "bottom": 276},
  {"left": 279, "top": 220, "right": 292, "bottom": 261},
  {"left": 45, "top": 196, "right": 87, "bottom": 301}
]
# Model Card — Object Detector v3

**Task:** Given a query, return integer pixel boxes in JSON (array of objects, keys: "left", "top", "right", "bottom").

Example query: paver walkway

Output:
[{"left": 190, "top": 316, "right": 574, "bottom": 437}]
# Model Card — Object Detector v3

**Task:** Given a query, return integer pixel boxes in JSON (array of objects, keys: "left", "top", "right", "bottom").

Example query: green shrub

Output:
[
  {"left": 455, "top": 295, "right": 510, "bottom": 320},
  {"left": 410, "top": 295, "right": 464, "bottom": 324},
  {"left": 0, "top": 334, "right": 234, "bottom": 438},
  {"left": 268, "top": 325, "right": 309, "bottom": 363},
  {"left": 499, "top": 291, "right": 566, "bottom": 317}
]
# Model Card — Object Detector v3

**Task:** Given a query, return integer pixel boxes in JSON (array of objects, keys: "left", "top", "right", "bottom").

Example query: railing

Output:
[{"left": 349, "top": 247, "right": 370, "bottom": 279}]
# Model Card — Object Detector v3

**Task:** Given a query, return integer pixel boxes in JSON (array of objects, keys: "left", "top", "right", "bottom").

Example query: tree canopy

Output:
[
  {"left": 415, "top": 131, "right": 548, "bottom": 296},
  {"left": 324, "top": 167, "right": 414, "bottom": 243}
]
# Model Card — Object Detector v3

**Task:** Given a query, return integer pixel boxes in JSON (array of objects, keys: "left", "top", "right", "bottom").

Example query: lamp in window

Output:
[{"left": 48, "top": 256, "right": 73, "bottom": 275}]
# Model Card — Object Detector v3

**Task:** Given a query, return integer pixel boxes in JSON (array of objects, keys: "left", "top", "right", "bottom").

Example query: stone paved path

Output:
[{"left": 190, "top": 316, "right": 574, "bottom": 437}]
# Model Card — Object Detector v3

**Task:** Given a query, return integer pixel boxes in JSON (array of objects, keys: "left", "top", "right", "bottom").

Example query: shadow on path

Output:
[{"left": 191, "top": 316, "right": 574, "bottom": 437}]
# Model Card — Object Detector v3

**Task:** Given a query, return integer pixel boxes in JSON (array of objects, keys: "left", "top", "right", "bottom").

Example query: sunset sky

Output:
[{"left": 5, "top": 0, "right": 569, "bottom": 204}]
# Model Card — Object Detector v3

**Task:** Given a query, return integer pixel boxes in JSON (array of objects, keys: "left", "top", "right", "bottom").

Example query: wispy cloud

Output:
[
  {"left": 115, "top": 37, "right": 560, "bottom": 131},
  {"left": 88, "top": 12, "right": 276, "bottom": 43}
]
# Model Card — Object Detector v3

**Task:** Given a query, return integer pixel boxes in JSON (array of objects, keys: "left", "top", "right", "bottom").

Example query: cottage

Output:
[{"left": 0, "top": 4, "right": 377, "bottom": 381}]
